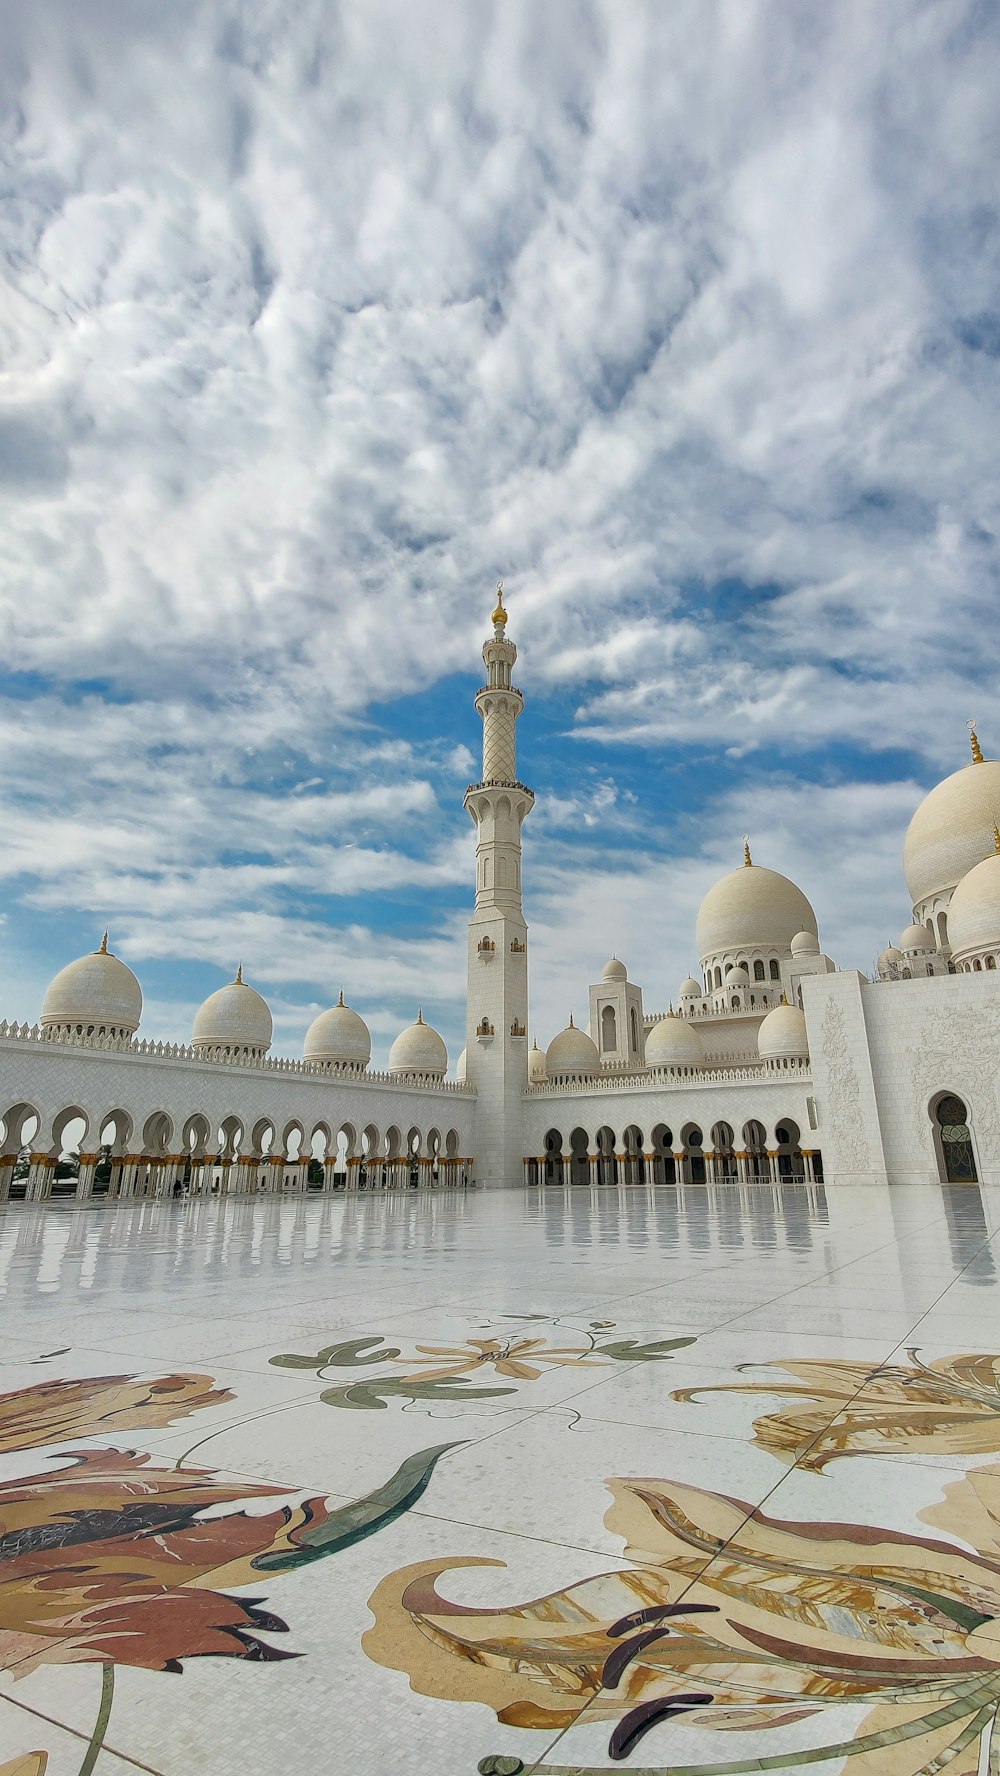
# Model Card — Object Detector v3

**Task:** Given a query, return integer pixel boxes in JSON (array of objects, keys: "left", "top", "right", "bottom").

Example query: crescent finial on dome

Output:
[
  {"left": 993, "top": 822, "right": 1000, "bottom": 855},
  {"left": 338, "top": 988, "right": 345, "bottom": 1006},
  {"left": 743, "top": 835, "right": 752, "bottom": 867},
  {"left": 417, "top": 1007, "right": 424, "bottom": 1024},
  {"left": 568, "top": 1011, "right": 574, "bottom": 1027},
  {"left": 99, "top": 929, "right": 109, "bottom": 955},
  {"left": 969, "top": 721, "right": 985, "bottom": 764},
  {"left": 235, "top": 962, "right": 243, "bottom": 985}
]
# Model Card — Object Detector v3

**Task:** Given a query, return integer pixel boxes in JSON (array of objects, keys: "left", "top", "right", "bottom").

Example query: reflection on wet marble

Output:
[{"left": 1, "top": 1180, "right": 999, "bottom": 1775}]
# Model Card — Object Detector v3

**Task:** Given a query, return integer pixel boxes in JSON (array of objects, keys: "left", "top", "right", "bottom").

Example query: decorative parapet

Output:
[
  {"left": 526, "top": 1057, "right": 811, "bottom": 1094},
  {"left": 0, "top": 1022, "right": 476, "bottom": 1093}
]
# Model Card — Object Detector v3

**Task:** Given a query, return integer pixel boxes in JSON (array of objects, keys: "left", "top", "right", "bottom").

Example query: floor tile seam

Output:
[
  {"left": 609, "top": 1229, "right": 938, "bottom": 1327},
  {"left": 872, "top": 1225, "right": 1000, "bottom": 1384},
  {"left": 0, "top": 1685, "right": 167, "bottom": 1774},
  {"left": 529, "top": 1313, "right": 933, "bottom": 1773}
]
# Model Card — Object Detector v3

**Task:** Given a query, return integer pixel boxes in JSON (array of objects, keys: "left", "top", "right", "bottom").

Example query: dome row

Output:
[
  {"left": 539, "top": 999, "right": 807, "bottom": 1080},
  {"left": 40, "top": 945, "right": 449, "bottom": 1077}
]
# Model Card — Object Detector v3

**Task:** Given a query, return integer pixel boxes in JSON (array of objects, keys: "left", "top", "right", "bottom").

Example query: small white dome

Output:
[
  {"left": 645, "top": 1012, "right": 704, "bottom": 1066},
  {"left": 903, "top": 738, "right": 1000, "bottom": 912},
  {"left": 602, "top": 957, "right": 628, "bottom": 982},
  {"left": 879, "top": 944, "right": 903, "bottom": 965},
  {"left": 388, "top": 1010, "right": 448, "bottom": 1078},
  {"left": 679, "top": 976, "right": 703, "bottom": 999},
  {"left": 193, "top": 968, "right": 272, "bottom": 1055},
  {"left": 899, "top": 923, "right": 936, "bottom": 955},
  {"left": 41, "top": 934, "right": 142, "bottom": 1036},
  {"left": 791, "top": 929, "right": 820, "bottom": 956},
  {"left": 303, "top": 993, "right": 371, "bottom": 1067},
  {"left": 545, "top": 1017, "right": 600, "bottom": 1078},
  {"left": 528, "top": 1039, "right": 548, "bottom": 1083},
  {"left": 758, "top": 1001, "right": 809, "bottom": 1061},
  {"left": 947, "top": 848, "right": 1000, "bottom": 964},
  {"left": 697, "top": 853, "right": 817, "bottom": 962},
  {"left": 456, "top": 1047, "right": 467, "bottom": 1082},
  {"left": 725, "top": 964, "right": 750, "bottom": 985}
]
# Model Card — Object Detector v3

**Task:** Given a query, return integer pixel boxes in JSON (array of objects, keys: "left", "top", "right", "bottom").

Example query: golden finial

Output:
[
  {"left": 338, "top": 988, "right": 345, "bottom": 1006},
  {"left": 969, "top": 721, "right": 985, "bottom": 765},
  {"left": 417, "top": 1007, "right": 424, "bottom": 1024},
  {"left": 491, "top": 579, "right": 508, "bottom": 627},
  {"left": 993, "top": 822, "right": 1000, "bottom": 855},
  {"left": 780, "top": 992, "right": 789, "bottom": 1006},
  {"left": 235, "top": 963, "right": 243, "bottom": 985},
  {"left": 568, "top": 1011, "right": 574, "bottom": 1027},
  {"left": 743, "top": 835, "right": 752, "bottom": 867},
  {"left": 668, "top": 1001, "right": 675, "bottom": 1017},
  {"left": 99, "top": 929, "right": 109, "bottom": 954}
]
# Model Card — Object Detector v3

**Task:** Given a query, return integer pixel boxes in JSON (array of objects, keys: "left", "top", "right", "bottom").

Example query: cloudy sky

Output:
[{"left": 1, "top": 0, "right": 998, "bottom": 1067}]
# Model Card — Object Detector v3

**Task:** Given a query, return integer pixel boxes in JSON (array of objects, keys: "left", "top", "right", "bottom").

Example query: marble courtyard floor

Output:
[{"left": 2, "top": 1184, "right": 1000, "bottom": 1776}]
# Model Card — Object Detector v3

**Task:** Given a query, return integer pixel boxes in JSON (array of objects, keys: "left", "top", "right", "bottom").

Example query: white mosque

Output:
[{"left": 2, "top": 589, "right": 999, "bottom": 1200}]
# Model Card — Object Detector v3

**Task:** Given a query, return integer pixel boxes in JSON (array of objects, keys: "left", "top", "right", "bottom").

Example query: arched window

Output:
[
  {"left": 731, "top": 996, "right": 740, "bottom": 1010},
  {"left": 630, "top": 1006, "right": 639, "bottom": 1051},
  {"left": 934, "top": 1095, "right": 978, "bottom": 1182},
  {"left": 988, "top": 956, "right": 997, "bottom": 970},
  {"left": 601, "top": 1005, "right": 617, "bottom": 1052},
  {"left": 769, "top": 959, "right": 780, "bottom": 981},
  {"left": 753, "top": 959, "right": 765, "bottom": 981},
  {"left": 974, "top": 959, "right": 982, "bottom": 971},
  {"left": 937, "top": 910, "right": 949, "bottom": 946},
  {"left": 713, "top": 965, "right": 722, "bottom": 989}
]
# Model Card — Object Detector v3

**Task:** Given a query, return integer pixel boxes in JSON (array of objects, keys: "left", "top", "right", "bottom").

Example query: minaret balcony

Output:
[
  {"left": 465, "top": 778, "right": 535, "bottom": 798},
  {"left": 476, "top": 1018, "right": 495, "bottom": 1043},
  {"left": 477, "top": 937, "right": 496, "bottom": 962},
  {"left": 510, "top": 1020, "right": 526, "bottom": 1037},
  {"left": 510, "top": 939, "right": 526, "bottom": 953}
]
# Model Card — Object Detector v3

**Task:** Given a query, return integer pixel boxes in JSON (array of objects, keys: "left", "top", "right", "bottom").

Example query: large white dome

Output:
[
  {"left": 903, "top": 738, "right": 1000, "bottom": 912},
  {"left": 696, "top": 858, "right": 817, "bottom": 962},
  {"left": 41, "top": 934, "right": 142, "bottom": 1036},
  {"left": 303, "top": 993, "right": 371, "bottom": 1068},
  {"left": 758, "top": 1001, "right": 809, "bottom": 1061},
  {"left": 947, "top": 847, "right": 1000, "bottom": 965},
  {"left": 192, "top": 968, "right": 272, "bottom": 1056},
  {"left": 388, "top": 1011, "right": 447, "bottom": 1078},
  {"left": 545, "top": 1017, "right": 599, "bottom": 1079},
  {"left": 645, "top": 1012, "right": 704, "bottom": 1067}
]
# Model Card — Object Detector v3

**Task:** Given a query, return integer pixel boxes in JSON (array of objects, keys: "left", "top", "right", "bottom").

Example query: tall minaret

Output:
[{"left": 465, "top": 583, "right": 533, "bottom": 1186}]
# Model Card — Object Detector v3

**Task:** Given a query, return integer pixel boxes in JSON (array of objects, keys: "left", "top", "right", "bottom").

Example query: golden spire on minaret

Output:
[
  {"left": 743, "top": 836, "right": 753, "bottom": 867},
  {"left": 969, "top": 720, "right": 985, "bottom": 764},
  {"left": 491, "top": 579, "right": 508, "bottom": 628}
]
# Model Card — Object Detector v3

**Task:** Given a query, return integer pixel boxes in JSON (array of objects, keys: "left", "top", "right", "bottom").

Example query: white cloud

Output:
[{"left": 0, "top": 0, "right": 997, "bottom": 1059}]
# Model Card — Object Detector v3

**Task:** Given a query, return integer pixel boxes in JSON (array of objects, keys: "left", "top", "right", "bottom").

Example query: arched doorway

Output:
[
  {"left": 681, "top": 1124, "right": 706, "bottom": 1185},
  {"left": 569, "top": 1127, "right": 589, "bottom": 1187},
  {"left": 774, "top": 1120, "right": 805, "bottom": 1180},
  {"left": 596, "top": 1125, "right": 617, "bottom": 1186},
  {"left": 650, "top": 1124, "right": 675, "bottom": 1185},
  {"left": 932, "top": 1094, "right": 978, "bottom": 1183},
  {"left": 543, "top": 1129, "right": 564, "bottom": 1186}
]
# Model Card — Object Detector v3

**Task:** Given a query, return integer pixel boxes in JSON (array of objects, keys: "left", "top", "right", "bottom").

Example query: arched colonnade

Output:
[
  {"left": 528, "top": 1117, "right": 821, "bottom": 1188},
  {"left": 0, "top": 1100, "right": 471, "bottom": 1202}
]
